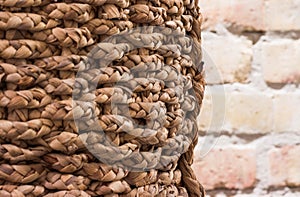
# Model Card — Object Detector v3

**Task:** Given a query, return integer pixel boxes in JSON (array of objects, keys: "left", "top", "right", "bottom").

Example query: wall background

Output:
[{"left": 192, "top": 0, "right": 300, "bottom": 196}]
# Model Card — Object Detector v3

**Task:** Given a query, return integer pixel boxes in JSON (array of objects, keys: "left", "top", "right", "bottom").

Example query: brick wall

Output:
[{"left": 193, "top": 0, "right": 300, "bottom": 196}]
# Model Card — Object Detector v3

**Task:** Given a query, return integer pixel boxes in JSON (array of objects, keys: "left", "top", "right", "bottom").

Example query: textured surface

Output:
[
  {"left": 193, "top": 0, "right": 300, "bottom": 196},
  {"left": 0, "top": 0, "right": 205, "bottom": 196}
]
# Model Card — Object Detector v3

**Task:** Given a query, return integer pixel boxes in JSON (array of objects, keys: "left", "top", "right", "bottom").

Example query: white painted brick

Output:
[
  {"left": 265, "top": 0, "right": 300, "bottom": 31},
  {"left": 269, "top": 145, "right": 300, "bottom": 187},
  {"left": 226, "top": 92, "right": 273, "bottom": 134},
  {"left": 197, "top": 86, "right": 227, "bottom": 132},
  {"left": 203, "top": 32, "right": 252, "bottom": 84},
  {"left": 199, "top": 0, "right": 265, "bottom": 30},
  {"left": 259, "top": 38, "right": 300, "bottom": 84},
  {"left": 273, "top": 93, "right": 300, "bottom": 132}
]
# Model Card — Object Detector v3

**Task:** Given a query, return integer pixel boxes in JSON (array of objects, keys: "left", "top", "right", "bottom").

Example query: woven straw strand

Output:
[
  {"left": 0, "top": 40, "right": 59, "bottom": 59},
  {"left": 0, "top": 12, "right": 60, "bottom": 31},
  {"left": 0, "top": 185, "right": 45, "bottom": 197},
  {"left": 0, "top": 164, "right": 46, "bottom": 184},
  {"left": 0, "top": 0, "right": 129, "bottom": 8},
  {"left": 0, "top": 0, "right": 205, "bottom": 196},
  {"left": 0, "top": 144, "right": 49, "bottom": 164}
]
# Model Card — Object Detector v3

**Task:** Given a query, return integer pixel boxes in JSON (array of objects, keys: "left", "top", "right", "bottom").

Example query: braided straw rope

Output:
[
  {"left": 0, "top": 0, "right": 129, "bottom": 8},
  {"left": 0, "top": 40, "right": 59, "bottom": 59},
  {"left": 0, "top": 0, "right": 205, "bottom": 196},
  {"left": 0, "top": 144, "right": 49, "bottom": 163},
  {"left": 2, "top": 28, "right": 95, "bottom": 48},
  {"left": 0, "top": 12, "right": 60, "bottom": 31},
  {"left": 0, "top": 185, "right": 45, "bottom": 197},
  {"left": 40, "top": 3, "right": 95, "bottom": 23},
  {"left": 0, "top": 164, "right": 46, "bottom": 183}
]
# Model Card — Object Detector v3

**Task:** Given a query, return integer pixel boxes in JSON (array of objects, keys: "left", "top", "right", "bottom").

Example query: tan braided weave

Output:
[{"left": 0, "top": 0, "right": 205, "bottom": 196}]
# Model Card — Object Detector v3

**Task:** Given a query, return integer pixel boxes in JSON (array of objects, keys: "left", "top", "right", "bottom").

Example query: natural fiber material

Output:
[{"left": 0, "top": 0, "right": 205, "bottom": 196}]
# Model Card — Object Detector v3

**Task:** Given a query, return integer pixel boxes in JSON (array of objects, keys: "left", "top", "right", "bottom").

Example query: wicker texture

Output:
[{"left": 0, "top": 0, "right": 205, "bottom": 196}]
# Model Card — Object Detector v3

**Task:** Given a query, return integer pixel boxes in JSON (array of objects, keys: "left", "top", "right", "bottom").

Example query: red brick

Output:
[
  {"left": 192, "top": 147, "right": 256, "bottom": 190},
  {"left": 269, "top": 145, "right": 300, "bottom": 187}
]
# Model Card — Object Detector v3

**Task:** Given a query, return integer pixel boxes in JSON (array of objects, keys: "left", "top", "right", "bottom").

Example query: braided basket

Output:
[{"left": 0, "top": 0, "right": 205, "bottom": 196}]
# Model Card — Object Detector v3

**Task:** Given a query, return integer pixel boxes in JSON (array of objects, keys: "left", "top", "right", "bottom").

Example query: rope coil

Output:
[{"left": 0, "top": 0, "right": 205, "bottom": 196}]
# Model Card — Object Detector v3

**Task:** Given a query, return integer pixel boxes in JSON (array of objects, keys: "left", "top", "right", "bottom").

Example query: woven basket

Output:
[{"left": 0, "top": 0, "right": 205, "bottom": 196}]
